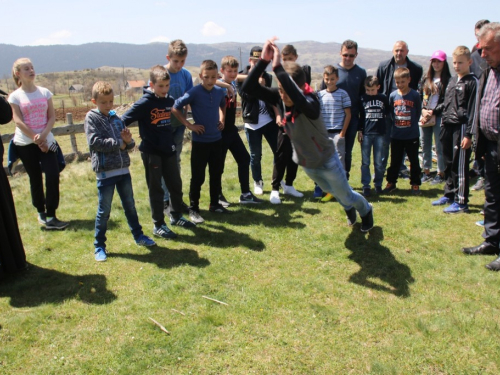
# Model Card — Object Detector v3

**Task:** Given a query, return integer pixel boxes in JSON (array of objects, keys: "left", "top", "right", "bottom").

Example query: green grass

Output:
[{"left": 1, "top": 135, "right": 500, "bottom": 374}]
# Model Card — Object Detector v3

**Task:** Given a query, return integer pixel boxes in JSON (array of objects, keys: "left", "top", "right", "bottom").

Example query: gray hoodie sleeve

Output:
[{"left": 84, "top": 112, "right": 123, "bottom": 152}]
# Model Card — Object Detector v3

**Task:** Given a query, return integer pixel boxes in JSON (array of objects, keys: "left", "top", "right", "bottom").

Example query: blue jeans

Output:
[
  {"left": 245, "top": 121, "right": 278, "bottom": 182},
  {"left": 361, "top": 134, "right": 384, "bottom": 189},
  {"left": 94, "top": 173, "right": 143, "bottom": 249},
  {"left": 162, "top": 125, "right": 186, "bottom": 202},
  {"left": 302, "top": 153, "right": 371, "bottom": 216},
  {"left": 419, "top": 116, "right": 444, "bottom": 173}
]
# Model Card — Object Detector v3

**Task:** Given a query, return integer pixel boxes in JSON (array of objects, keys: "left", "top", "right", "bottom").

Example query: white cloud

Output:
[
  {"left": 201, "top": 22, "right": 226, "bottom": 37},
  {"left": 149, "top": 36, "right": 170, "bottom": 43},
  {"left": 32, "top": 30, "right": 72, "bottom": 45}
]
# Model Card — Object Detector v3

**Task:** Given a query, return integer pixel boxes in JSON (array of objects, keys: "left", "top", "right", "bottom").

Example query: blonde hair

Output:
[
  {"left": 92, "top": 81, "right": 113, "bottom": 100},
  {"left": 168, "top": 39, "right": 188, "bottom": 57},
  {"left": 12, "top": 57, "right": 32, "bottom": 87},
  {"left": 221, "top": 55, "right": 239, "bottom": 70},
  {"left": 394, "top": 67, "right": 410, "bottom": 79},
  {"left": 452, "top": 46, "right": 471, "bottom": 60}
]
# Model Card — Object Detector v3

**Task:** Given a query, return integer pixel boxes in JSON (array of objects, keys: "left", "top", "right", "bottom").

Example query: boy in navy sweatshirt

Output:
[
  {"left": 172, "top": 60, "right": 227, "bottom": 223},
  {"left": 241, "top": 38, "right": 373, "bottom": 232},
  {"left": 85, "top": 81, "right": 156, "bottom": 262},
  {"left": 122, "top": 65, "right": 195, "bottom": 240},
  {"left": 382, "top": 67, "right": 422, "bottom": 195}
]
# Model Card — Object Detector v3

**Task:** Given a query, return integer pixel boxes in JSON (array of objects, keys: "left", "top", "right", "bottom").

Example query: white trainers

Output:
[
  {"left": 254, "top": 180, "right": 264, "bottom": 195},
  {"left": 270, "top": 190, "right": 281, "bottom": 204},
  {"left": 282, "top": 183, "right": 304, "bottom": 197}
]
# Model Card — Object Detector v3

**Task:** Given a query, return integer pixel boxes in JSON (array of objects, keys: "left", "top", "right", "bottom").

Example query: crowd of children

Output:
[{"left": 0, "top": 29, "right": 490, "bottom": 269}]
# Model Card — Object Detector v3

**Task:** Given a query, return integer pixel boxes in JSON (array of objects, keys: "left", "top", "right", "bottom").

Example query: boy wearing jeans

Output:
[
  {"left": 241, "top": 38, "right": 373, "bottom": 232},
  {"left": 172, "top": 60, "right": 227, "bottom": 223},
  {"left": 383, "top": 68, "right": 422, "bottom": 195},
  {"left": 85, "top": 81, "right": 155, "bottom": 262},
  {"left": 358, "top": 76, "right": 389, "bottom": 196}
]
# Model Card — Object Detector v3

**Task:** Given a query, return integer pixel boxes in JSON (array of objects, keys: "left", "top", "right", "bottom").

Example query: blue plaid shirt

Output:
[{"left": 480, "top": 67, "right": 500, "bottom": 141}]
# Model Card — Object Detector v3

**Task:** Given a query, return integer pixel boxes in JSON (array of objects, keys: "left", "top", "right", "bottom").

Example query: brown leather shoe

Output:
[
  {"left": 486, "top": 258, "right": 500, "bottom": 271},
  {"left": 462, "top": 243, "right": 499, "bottom": 256}
]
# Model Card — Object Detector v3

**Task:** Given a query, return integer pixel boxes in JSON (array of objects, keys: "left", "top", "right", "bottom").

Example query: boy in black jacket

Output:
[
  {"left": 430, "top": 46, "right": 478, "bottom": 214},
  {"left": 122, "top": 65, "right": 195, "bottom": 240}
]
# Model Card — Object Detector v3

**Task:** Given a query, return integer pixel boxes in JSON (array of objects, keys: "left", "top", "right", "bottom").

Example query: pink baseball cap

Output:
[{"left": 430, "top": 50, "right": 447, "bottom": 61}]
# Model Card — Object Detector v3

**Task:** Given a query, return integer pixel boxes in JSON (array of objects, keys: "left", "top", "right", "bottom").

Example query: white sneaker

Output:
[
  {"left": 282, "top": 184, "right": 304, "bottom": 197},
  {"left": 254, "top": 180, "right": 264, "bottom": 195},
  {"left": 270, "top": 190, "right": 281, "bottom": 204}
]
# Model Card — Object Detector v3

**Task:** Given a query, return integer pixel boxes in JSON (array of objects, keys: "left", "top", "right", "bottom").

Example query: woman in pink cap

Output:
[{"left": 419, "top": 50, "right": 452, "bottom": 185}]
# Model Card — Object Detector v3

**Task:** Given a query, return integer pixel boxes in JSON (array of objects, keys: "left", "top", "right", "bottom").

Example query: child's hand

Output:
[
  {"left": 33, "top": 133, "right": 46, "bottom": 145},
  {"left": 262, "top": 37, "right": 278, "bottom": 61},
  {"left": 276, "top": 115, "right": 284, "bottom": 127},
  {"left": 188, "top": 123, "right": 205, "bottom": 135},
  {"left": 339, "top": 131, "right": 346, "bottom": 138},
  {"left": 271, "top": 44, "right": 281, "bottom": 69},
  {"left": 358, "top": 132, "right": 363, "bottom": 143},
  {"left": 461, "top": 137, "right": 472, "bottom": 149},
  {"left": 217, "top": 121, "right": 224, "bottom": 131},
  {"left": 121, "top": 128, "right": 132, "bottom": 144},
  {"left": 227, "top": 85, "right": 235, "bottom": 102},
  {"left": 38, "top": 141, "right": 49, "bottom": 153},
  {"left": 258, "top": 77, "right": 266, "bottom": 86}
]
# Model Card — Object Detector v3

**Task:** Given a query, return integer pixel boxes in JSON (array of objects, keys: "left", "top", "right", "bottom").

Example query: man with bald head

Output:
[
  {"left": 377, "top": 41, "right": 423, "bottom": 174},
  {"left": 462, "top": 22, "right": 500, "bottom": 271}
]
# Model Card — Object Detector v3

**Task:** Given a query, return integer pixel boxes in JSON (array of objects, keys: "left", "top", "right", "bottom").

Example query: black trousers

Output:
[
  {"left": 16, "top": 143, "right": 60, "bottom": 217},
  {"left": 386, "top": 137, "right": 421, "bottom": 186},
  {"left": 483, "top": 140, "right": 500, "bottom": 247},
  {"left": 440, "top": 124, "right": 471, "bottom": 204},
  {"left": 141, "top": 152, "right": 184, "bottom": 227},
  {"left": 190, "top": 139, "right": 223, "bottom": 208},
  {"left": 221, "top": 127, "right": 251, "bottom": 194},
  {"left": 271, "top": 128, "right": 298, "bottom": 191}
]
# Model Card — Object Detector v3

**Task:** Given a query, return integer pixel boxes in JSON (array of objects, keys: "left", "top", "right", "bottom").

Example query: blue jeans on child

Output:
[
  {"left": 245, "top": 121, "right": 278, "bottom": 183},
  {"left": 419, "top": 117, "right": 444, "bottom": 173},
  {"left": 162, "top": 125, "right": 186, "bottom": 202},
  {"left": 94, "top": 173, "right": 143, "bottom": 249},
  {"left": 302, "top": 153, "right": 371, "bottom": 216},
  {"left": 361, "top": 134, "right": 385, "bottom": 189}
]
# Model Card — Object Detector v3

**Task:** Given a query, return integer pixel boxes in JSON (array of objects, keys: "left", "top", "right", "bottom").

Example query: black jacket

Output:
[
  {"left": 434, "top": 74, "right": 478, "bottom": 138},
  {"left": 376, "top": 57, "right": 423, "bottom": 97},
  {"left": 237, "top": 65, "right": 275, "bottom": 124}
]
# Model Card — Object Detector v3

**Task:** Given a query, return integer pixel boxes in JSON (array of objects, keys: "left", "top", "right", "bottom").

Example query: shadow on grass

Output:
[
  {"left": 57, "top": 219, "right": 116, "bottom": 232},
  {"left": 345, "top": 227, "right": 415, "bottom": 298},
  {"left": 113, "top": 246, "right": 211, "bottom": 268},
  {"left": 0, "top": 263, "right": 117, "bottom": 307}
]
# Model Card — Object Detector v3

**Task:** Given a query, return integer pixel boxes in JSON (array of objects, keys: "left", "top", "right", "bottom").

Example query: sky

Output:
[{"left": 1, "top": 0, "right": 497, "bottom": 56}]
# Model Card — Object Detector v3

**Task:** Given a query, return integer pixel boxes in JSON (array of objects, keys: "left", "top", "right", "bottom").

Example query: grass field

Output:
[{"left": 1, "top": 133, "right": 499, "bottom": 374}]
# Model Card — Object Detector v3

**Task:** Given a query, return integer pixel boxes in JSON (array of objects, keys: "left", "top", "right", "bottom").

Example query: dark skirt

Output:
[{"left": 0, "top": 142, "right": 26, "bottom": 276}]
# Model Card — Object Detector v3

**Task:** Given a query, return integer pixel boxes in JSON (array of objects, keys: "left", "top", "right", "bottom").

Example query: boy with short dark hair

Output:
[
  {"left": 241, "top": 38, "right": 374, "bottom": 232},
  {"left": 85, "top": 81, "right": 156, "bottom": 262},
  {"left": 216, "top": 56, "right": 263, "bottom": 205},
  {"left": 431, "top": 46, "right": 478, "bottom": 213},
  {"left": 358, "top": 76, "right": 389, "bottom": 196},
  {"left": 172, "top": 59, "right": 227, "bottom": 223},
  {"left": 382, "top": 67, "right": 422, "bottom": 195},
  {"left": 122, "top": 65, "right": 195, "bottom": 240}
]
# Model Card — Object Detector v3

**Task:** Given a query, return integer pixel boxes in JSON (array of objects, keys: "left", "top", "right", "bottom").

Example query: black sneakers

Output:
[
  {"left": 345, "top": 207, "right": 357, "bottom": 226},
  {"left": 361, "top": 205, "right": 374, "bottom": 233},
  {"left": 45, "top": 217, "right": 69, "bottom": 230}
]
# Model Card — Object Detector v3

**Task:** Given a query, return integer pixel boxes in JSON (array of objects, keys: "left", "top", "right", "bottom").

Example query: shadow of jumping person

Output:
[
  {"left": 0, "top": 263, "right": 117, "bottom": 307},
  {"left": 344, "top": 226, "right": 415, "bottom": 298}
]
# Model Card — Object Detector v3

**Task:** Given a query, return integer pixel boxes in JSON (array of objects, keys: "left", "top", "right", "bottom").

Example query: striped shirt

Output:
[
  {"left": 318, "top": 88, "right": 351, "bottom": 130},
  {"left": 480, "top": 68, "right": 500, "bottom": 141}
]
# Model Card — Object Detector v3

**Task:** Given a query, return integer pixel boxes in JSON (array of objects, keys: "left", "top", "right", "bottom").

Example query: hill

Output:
[{"left": 0, "top": 41, "right": 433, "bottom": 78}]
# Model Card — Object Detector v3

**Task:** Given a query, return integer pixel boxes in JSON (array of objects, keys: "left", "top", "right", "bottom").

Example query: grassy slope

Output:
[{"left": 1, "top": 135, "right": 499, "bottom": 374}]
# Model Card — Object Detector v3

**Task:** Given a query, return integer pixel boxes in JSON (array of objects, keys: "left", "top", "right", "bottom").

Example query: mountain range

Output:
[{"left": 0, "top": 41, "right": 434, "bottom": 77}]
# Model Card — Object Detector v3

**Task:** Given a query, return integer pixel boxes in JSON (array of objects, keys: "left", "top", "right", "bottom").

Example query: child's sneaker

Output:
[
  {"left": 135, "top": 234, "right": 156, "bottom": 247},
  {"left": 421, "top": 173, "right": 432, "bottom": 183},
  {"left": 430, "top": 174, "right": 445, "bottom": 185},
  {"left": 163, "top": 201, "right": 170, "bottom": 216},
  {"left": 432, "top": 196, "right": 452, "bottom": 206},
  {"left": 345, "top": 207, "right": 357, "bottom": 226},
  {"left": 476, "top": 220, "right": 485, "bottom": 227},
  {"left": 239, "top": 192, "right": 264, "bottom": 204},
  {"left": 170, "top": 216, "right": 196, "bottom": 228},
  {"left": 362, "top": 187, "right": 371, "bottom": 197},
  {"left": 321, "top": 193, "right": 334, "bottom": 202},
  {"left": 472, "top": 177, "right": 485, "bottom": 191},
  {"left": 443, "top": 202, "right": 469, "bottom": 214},
  {"left": 411, "top": 185, "right": 421, "bottom": 195},
  {"left": 45, "top": 217, "right": 69, "bottom": 230},
  {"left": 361, "top": 205, "right": 374, "bottom": 233},
  {"left": 94, "top": 247, "right": 107, "bottom": 262},
  {"left": 38, "top": 212, "right": 47, "bottom": 225},
  {"left": 313, "top": 185, "right": 323, "bottom": 199},
  {"left": 270, "top": 190, "right": 281, "bottom": 204},
  {"left": 189, "top": 208, "right": 205, "bottom": 224},
  {"left": 382, "top": 182, "right": 397, "bottom": 194},
  {"left": 153, "top": 224, "right": 178, "bottom": 239},
  {"left": 375, "top": 186, "right": 383, "bottom": 194},
  {"left": 209, "top": 204, "right": 231, "bottom": 213},
  {"left": 254, "top": 180, "right": 264, "bottom": 195},
  {"left": 399, "top": 169, "right": 410, "bottom": 179},
  {"left": 218, "top": 194, "right": 231, "bottom": 208},
  {"left": 281, "top": 181, "right": 304, "bottom": 197}
]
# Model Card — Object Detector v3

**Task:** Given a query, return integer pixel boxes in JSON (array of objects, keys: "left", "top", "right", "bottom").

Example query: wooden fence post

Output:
[{"left": 66, "top": 113, "right": 79, "bottom": 154}]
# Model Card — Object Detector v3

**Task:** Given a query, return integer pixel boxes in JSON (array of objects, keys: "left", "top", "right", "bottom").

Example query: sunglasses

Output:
[{"left": 342, "top": 54, "right": 356, "bottom": 58}]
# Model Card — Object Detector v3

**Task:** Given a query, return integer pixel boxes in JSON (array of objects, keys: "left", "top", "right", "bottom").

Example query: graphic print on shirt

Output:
[
  {"left": 393, "top": 99, "right": 415, "bottom": 128},
  {"left": 150, "top": 107, "right": 172, "bottom": 126},
  {"left": 364, "top": 99, "right": 385, "bottom": 120}
]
